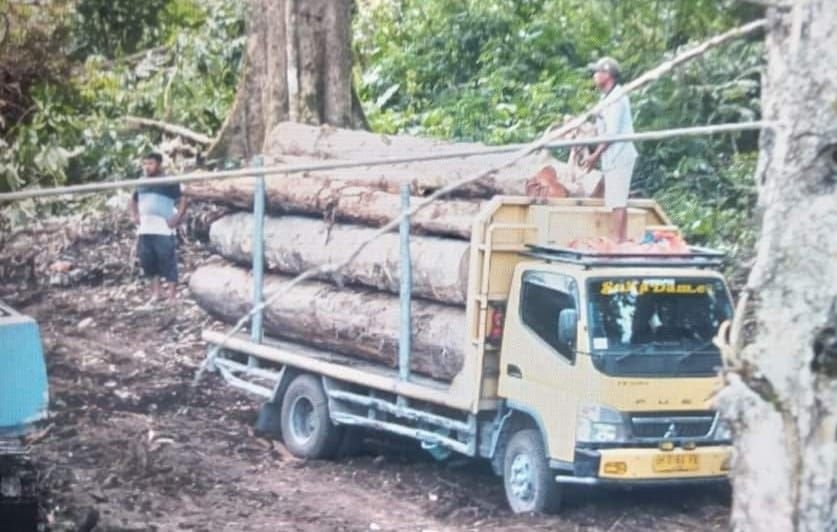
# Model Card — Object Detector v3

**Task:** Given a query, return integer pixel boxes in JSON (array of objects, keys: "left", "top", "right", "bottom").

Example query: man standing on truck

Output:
[
  {"left": 581, "top": 57, "right": 638, "bottom": 242},
  {"left": 129, "top": 152, "right": 187, "bottom": 302}
]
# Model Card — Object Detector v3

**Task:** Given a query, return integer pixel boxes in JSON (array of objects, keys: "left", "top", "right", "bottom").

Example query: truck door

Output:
[{"left": 499, "top": 270, "right": 579, "bottom": 463}]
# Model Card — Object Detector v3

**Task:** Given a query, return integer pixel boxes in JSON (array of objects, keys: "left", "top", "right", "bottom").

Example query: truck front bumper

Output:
[{"left": 556, "top": 445, "right": 731, "bottom": 486}]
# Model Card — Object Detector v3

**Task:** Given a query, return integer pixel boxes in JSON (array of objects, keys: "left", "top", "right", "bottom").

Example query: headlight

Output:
[
  {"left": 576, "top": 403, "right": 628, "bottom": 443},
  {"left": 713, "top": 418, "right": 733, "bottom": 441}
]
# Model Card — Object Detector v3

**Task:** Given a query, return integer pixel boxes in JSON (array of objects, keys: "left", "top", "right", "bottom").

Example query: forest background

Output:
[{"left": 0, "top": 0, "right": 764, "bottom": 262}]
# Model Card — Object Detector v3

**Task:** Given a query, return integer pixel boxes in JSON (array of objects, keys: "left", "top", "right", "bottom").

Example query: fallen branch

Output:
[
  {"left": 193, "top": 18, "right": 768, "bottom": 386},
  {"left": 106, "top": 45, "right": 169, "bottom": 68},
  {"left": 123, "top": 116, "right": 213, "bottom": 146}
]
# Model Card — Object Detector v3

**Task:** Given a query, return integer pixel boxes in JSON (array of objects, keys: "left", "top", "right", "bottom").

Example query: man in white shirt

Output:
[
  {"left": 582, "top": 57, "right": 638, "bottom": 242},
  {"left": 129, "top": 153, "right": 187, "bottom": 302}
]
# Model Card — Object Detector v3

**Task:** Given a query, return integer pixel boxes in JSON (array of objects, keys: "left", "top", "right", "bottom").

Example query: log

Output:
[
  {"left": 185, "top": 174, "right": 480, "bottom": 239},
  {"left": 265, "top": 121, "right": 490, "bottom": 160},
  {"left": 209, "top": 212, "right": 470, "bottom": 305},
  {"left": 263, "top": 122, "right": 604, "bottom": 196},
  {"left": 189, "top": 263, "right": 466, "bottom": 381}
]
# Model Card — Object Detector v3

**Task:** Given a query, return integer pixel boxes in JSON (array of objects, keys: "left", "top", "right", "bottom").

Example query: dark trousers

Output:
[{"left": 137, "top": 234, "right": 178, "bottom": 282}]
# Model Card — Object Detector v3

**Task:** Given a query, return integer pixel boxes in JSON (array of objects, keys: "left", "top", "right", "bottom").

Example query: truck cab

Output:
[{"left": 468, "top": 198, "right": 733, "bottom": 512}]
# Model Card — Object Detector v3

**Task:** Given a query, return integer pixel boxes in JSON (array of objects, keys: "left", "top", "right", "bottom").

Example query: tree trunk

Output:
[
  {"left": 208, "top": 0, "right": 364, "bottom": 161},
  {"left": 185, "top": 174, "right": 481, "bottom": 239},
  {"left": 209, "top": 212, "right": 470, "bottom": 305},
  {"left": 714, "top": 2, "right": 837, "bottom": 531},
  {"left": 263, "top": 122, "right": 603, "bottom": 196},
  {"left": 189, "top": 263, "right": 466, "bottom": 380}
]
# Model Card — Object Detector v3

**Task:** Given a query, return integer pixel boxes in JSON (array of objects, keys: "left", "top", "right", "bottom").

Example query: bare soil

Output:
[{"left": 1, "top": 205, "right": 731, "bottom": 531}]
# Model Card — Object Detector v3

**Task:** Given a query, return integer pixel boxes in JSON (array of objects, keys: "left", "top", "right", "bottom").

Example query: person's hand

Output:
[
  {"left": 167, "top": 216, "right": 179, "bottom": 228},
  {"left": 581, "top": 153, "right": 599, "bottom": 173},
  {"left": 130, "top": 213, "right": 140, "bottom": 225}
]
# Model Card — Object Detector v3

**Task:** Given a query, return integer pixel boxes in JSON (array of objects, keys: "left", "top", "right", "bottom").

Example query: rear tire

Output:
[
  {"left": 280, "top": 374, "right": 343, "bottom": 459},
  {"left": 502, "top": 429, "right": 563, "bottom": 514}
]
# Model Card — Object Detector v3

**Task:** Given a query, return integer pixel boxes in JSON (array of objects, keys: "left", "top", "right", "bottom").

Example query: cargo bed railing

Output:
[
  {"left": 524, "top": 244, "right": 726, "bottom": 269},
  {"left": 201, "top": 161, "right": 420, "bottom": 396},
  {"left": 200, "top": 167, "right": 482, "bottom": 455}
]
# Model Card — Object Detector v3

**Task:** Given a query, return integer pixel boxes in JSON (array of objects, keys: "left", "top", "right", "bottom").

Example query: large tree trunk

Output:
[
  {"left": 185, "top": 174, "right": 481, "bottom": 239},
  {"left": 190, "top": 263, "right": 466, "bottom": 380},
  {"left": 715, "top": 2, "right": 837, "bottom": 531},
  {"left": 264, "top": 122, "right": 604, "bottom": 196},
  {"left": 209, "top": 0, "right": 364, "bottom": 160},
  {"left": 209, "top": 212, "right": 470, "bottom": 305}
]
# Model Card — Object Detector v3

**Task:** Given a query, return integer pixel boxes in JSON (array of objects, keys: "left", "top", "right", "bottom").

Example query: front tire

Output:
[
  {"left": 280, "top": 374, "right": 343, "bottom": 459},
  {"left": 502, "top": 429, "right": 563, "bottom": 514}
]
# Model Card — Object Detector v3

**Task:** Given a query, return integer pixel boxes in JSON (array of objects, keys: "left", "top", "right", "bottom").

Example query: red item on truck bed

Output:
[{"left": 567, "top": 230, "right": 690, "bottom": 254}]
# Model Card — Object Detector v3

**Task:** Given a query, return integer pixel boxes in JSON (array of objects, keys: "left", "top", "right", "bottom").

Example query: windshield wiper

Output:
[
  {"left": 613, "top": 340, "right": 715, "bottom": 364},
  {"left": 676, "top": 340, "right": 718, "bottom": 364},
  {"left": 614, "top": 342, "right": 667, "bottom": 362}
]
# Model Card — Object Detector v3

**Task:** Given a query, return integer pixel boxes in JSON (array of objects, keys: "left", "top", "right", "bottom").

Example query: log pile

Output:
[{"left": 188, "top": 122, "right": 597, "bottom": 380}]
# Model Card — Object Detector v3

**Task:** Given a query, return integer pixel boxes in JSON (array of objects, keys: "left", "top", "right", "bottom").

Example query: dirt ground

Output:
[{"left": 1, "top": 204, "right": 731, "bottom": 531}]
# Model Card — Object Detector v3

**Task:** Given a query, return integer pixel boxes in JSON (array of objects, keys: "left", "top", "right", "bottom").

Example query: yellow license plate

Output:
[{"left": 653, "top": 454, "right": 700, "bottom": 472}]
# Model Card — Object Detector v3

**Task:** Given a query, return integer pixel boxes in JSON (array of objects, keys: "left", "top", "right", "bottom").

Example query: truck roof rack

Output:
[{"left": 523, "top": 244, "right": 725, "bottom": 269}]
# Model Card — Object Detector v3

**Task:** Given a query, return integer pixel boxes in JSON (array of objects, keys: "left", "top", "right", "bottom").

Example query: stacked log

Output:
[
  {"left": 188, "top": 122, "right": 604, "bottom": 201},
  {"left": 186, "top": 174, "right": 481, "bottom": 239},
  {"left": 190, "top": 122, "right": 597, "bottom": 380},
  {"left": 208, "top": 212, "right": 470, "bottom": 305},
  {"left": 189, "top": 264, "right": 465, "bottom": 381}
]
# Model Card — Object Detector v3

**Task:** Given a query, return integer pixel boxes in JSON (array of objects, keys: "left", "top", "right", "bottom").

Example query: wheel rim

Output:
[
  {"left": 509, "top": 452, "right": 535, "bottom": 504},
  {"left": 289, "top": 395, "right": 318, "bottom": 444}
]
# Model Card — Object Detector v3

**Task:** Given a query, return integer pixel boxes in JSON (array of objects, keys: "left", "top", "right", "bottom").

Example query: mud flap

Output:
[
  {"left": 255, "top": 401, "right": 283, "bottom": 439},
  {"left": 254, "top": 366, "right": 292, "bottom": 440},
  {"left": 0, "top": 440, "right": 39, "bottom": 530}
]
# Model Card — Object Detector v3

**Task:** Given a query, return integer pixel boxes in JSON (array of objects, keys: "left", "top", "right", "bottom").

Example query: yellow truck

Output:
[{"left": 203, "top": 197, "right": 734, "bottom": 513}]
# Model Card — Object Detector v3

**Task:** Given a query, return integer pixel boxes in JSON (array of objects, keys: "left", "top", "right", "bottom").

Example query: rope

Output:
[{"left": 0, "top": 121, "right": 770, "bottom": 203}]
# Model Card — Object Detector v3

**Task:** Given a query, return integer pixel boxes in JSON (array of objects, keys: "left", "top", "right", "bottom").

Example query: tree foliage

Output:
[{"left": 0, "top": 0, "right": 244, "bottom": 194}]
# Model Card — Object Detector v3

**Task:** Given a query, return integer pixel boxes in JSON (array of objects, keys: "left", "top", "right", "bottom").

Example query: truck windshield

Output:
[{"left": 586, "top": 277, "right": 733, "bottom": 377}]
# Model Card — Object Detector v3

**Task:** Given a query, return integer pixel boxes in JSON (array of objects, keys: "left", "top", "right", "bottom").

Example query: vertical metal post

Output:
[
  {"left": 250, "top": 156, "right": 266, "bottom": 366},
  {"left": 398, "top": 184, "right": 412, "bottom": 384}
]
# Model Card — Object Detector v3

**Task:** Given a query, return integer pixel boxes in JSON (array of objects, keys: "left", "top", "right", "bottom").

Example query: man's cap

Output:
[{"left": 587, "top": 57, "right": 621, "bottom": 78}]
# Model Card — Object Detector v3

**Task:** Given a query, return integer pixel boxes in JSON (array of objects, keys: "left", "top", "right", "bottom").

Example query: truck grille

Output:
[{"left": 629, "top": 412, "right": 715, "bottom": 440}]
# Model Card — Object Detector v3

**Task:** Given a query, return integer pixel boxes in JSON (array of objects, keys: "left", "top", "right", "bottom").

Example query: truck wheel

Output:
[
  {"left": 503, "top": 429, "right": 562, "bottom": 514},
  {"left": 280, "top": 374, "right": 343, "bottom": 459}
]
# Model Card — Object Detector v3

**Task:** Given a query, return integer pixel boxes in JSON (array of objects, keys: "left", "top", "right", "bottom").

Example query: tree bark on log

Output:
[
  {"left": 185, "top": 175, "right": 480, "bottom": 239},
  {"left": 266, "top": 121, "right": 490, "bottom": 160},
  {"left": 263, "top": 122, "right": 603, "bottom": 196},
  {"left": 208, "top": 0, "right": 364, "bottom": 161},
  {"left": 714, "top": 3, "right": 837, "bottom": 531},
  {"left": 209, "top": 212, "right": 470, "bottom": 305},
  {"left": 190, "top": 263, "right": 466, "bottom": 380}
]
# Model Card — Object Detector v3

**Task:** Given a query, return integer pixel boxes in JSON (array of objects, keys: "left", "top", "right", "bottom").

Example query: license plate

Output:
[{"left": 653, "top": 454, "right": 700, "bottom": 473}]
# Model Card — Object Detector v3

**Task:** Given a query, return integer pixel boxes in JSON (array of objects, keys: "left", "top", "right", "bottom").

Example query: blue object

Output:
[
  {"left": 0, "top": 302, "right": 48, "bottom": 436},
  {"left": 640, "top": 230, "right": 656, "bottom": 244}
]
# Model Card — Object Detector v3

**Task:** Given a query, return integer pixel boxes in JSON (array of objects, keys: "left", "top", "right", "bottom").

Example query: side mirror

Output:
[{"left": 557, "top": 308, "right": 578, "bottom": 347}]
